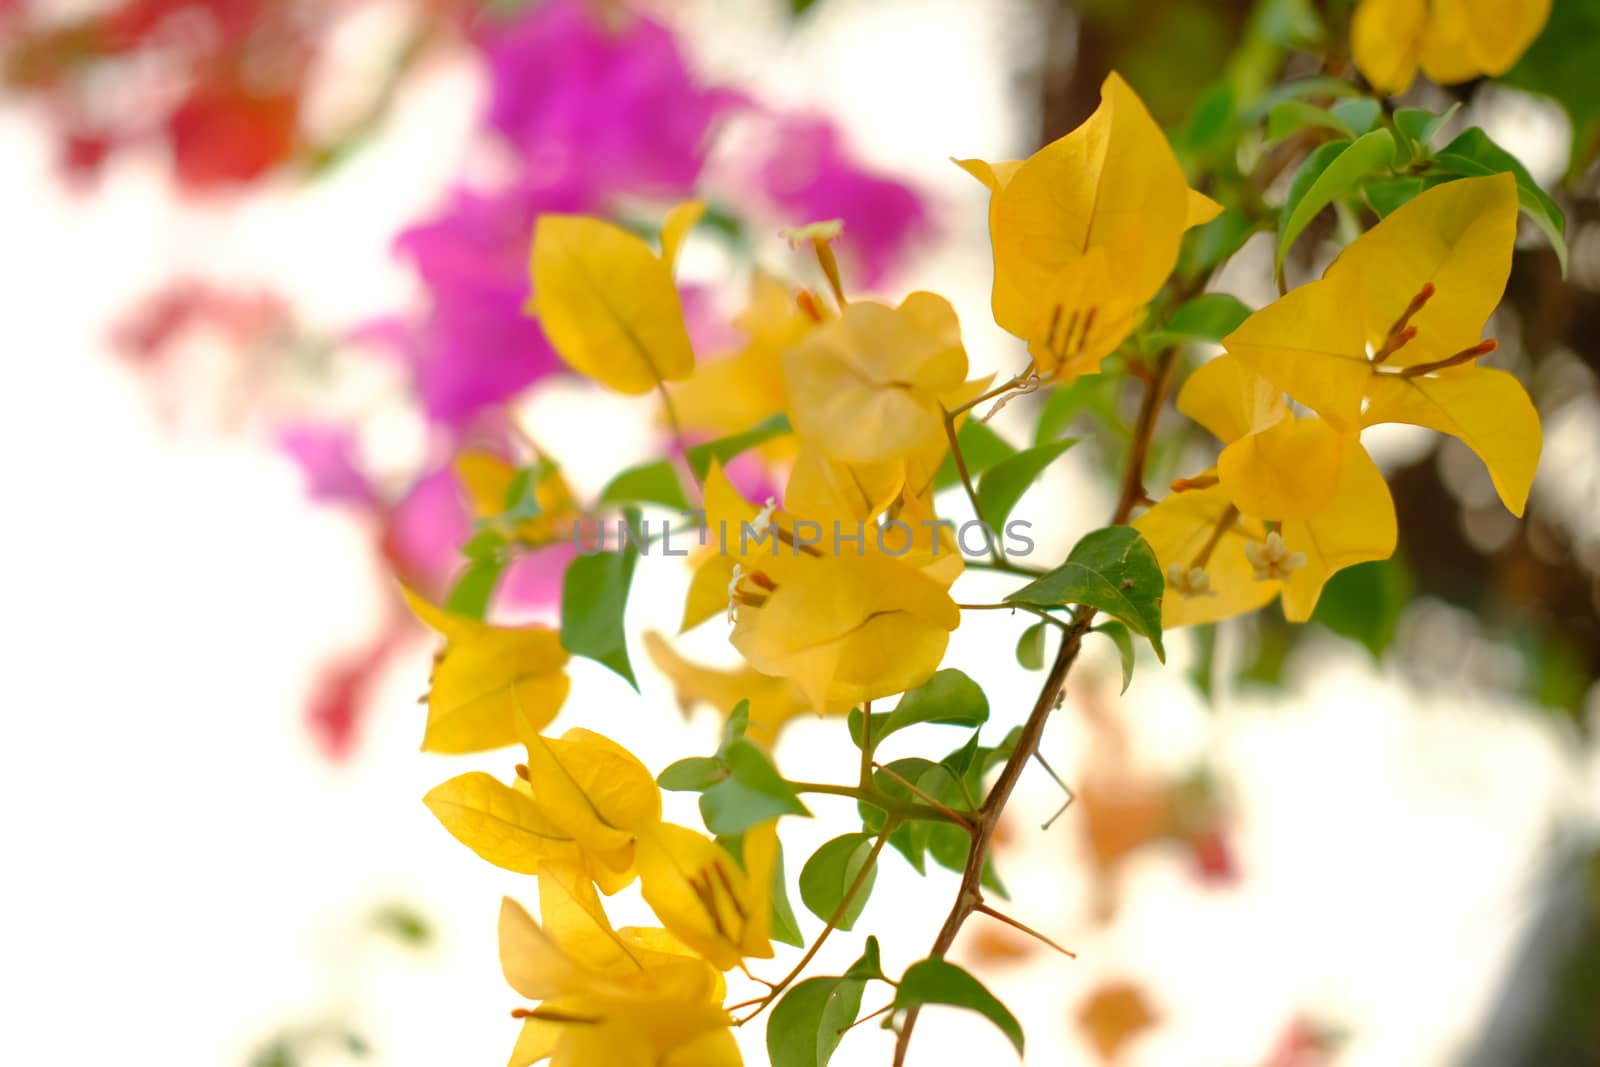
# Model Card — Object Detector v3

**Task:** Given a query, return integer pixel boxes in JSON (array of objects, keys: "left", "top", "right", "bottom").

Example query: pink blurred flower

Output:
[
  {"left": 479, "top": 0, "right": 743, "bottom": 197},
  {"left": 277, "top": 422, "right": 376, "bottom": 508},
  {"left": 755, "top": 115, "right": 929, "bottom": 285}
]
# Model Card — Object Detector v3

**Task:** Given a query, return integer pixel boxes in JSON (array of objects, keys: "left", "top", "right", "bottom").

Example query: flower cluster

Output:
[{"left": 1136, "top": 173, "right": 1541, "bottom": 626}]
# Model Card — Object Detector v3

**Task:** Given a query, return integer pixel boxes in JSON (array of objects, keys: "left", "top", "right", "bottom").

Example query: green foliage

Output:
[
  {"left": 766, "top": 940, "right": 884, "bottom": 1067},
  {"left": 1503, "top": 0, "right": 1600, "bottom": 167},
  {"left": 893, "top": 958, "right": 1025, "bottom": 1055},
  {"left": 444, "top": 557, "right": 505, "bottom": 619},
  {"left": 599, "top": 460, "right": 691, "bottom": 512},
  {"left": 976, "top": 438, "right": 1079, "bottom": 531},
  {"left": 1277, "top": 129, "right": 1396, "bottom": 279},
  {"left": 767, "top": 841, "right": 806, "bottom": 948},
  {"left": 799, "top": 834, "right": 879, "bottom": 930},
  {"left": 1146, "top": 292, "right": 1253, "bottom": 348},
  {"left": 1093, "top": 621, "right": 1137, "bottom": 693},
  {"left": 934, "top": 419, "right": 1016, "bottom": 489},
  {"left": 1006, "top": 526, "right": 1166, "bottom": 661},
  {"left": 1310, "top": 557, "right": 1412, "bottom": 658},
  {"left": 1015, "top": 621, "right": 1048, "bottom": 671},
  {"left": 848, "top": 668, "right": 990, "bottom": 749},
  {"left": 699, "top": 740, "right": 810, "bottom": 836},
  {"left": 685, "top": 414, "right": 791, "bottom": 480},
  {"left": 560, "top": 507, "right": 643, "bottom": 686}
]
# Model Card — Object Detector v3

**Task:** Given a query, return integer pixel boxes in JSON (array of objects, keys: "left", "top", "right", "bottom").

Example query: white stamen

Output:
[
  {"left": 1167, "top": 563, "right": 1215, "bottom": 598},
  {"left": 726, "top": 563, "right": 744, "bottom": 623},
  {"left": 1243, "top": 530, "right": 1306, "bottom": 582},
  {"left": 749, "top": 496, "right": 777, "bottom": 537}
]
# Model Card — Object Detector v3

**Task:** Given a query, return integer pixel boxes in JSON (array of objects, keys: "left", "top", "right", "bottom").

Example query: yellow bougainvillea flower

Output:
[
  {"left": 425, "top": 717, "right": 657, "bottom": 892},
  {"left": 1352, "top": 0, "right": 1551, "bottom": 96},
  {"left": 634, "top": 819, "right": 778, "bottom": 971},
  {"left": 499, "top": 878, "right": 740, "bottom": 1067},
  {"left": 456, "top": 448, "right": 582, "bottom": 546},
  {"left": 403, "top": 589, "right": 570, "bottom": 753},
  {"left": 698, "top": 462, "right": 961, "bottom": 713},
  {"left": 663, "top": 271, "right": 816, "bottom": 455},
  {"left": 1222, "top": 173, "right": 1540, "bottom": 515},
  {"left": 957, "top": 71, "right": 1221, "bottom": 379},
  {"left": 1135, "top": 354, "right": 1399, "bottom": 623},
  {"left": 528, "top": 201, "right": 705, "bottom": 395},
  {"left": 642, "top": 632, "right": 811, "bottom": 747},
  {"left": 782, "top": 290, "right": 981, "bottom": 466}
]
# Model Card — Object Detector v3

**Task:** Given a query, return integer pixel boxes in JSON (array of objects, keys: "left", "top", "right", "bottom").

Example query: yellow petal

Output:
[
  {"left": 529, "top": 214, "right": 694, "bottom": 395},
  {"left": 1132, "top": 482, "right": 1278, "bottom": 627},
  {"left": 643, "top": 632, "right": 813, "bottom": 746},
  {"left": 499, "top": 896, "right": 579, "bottom": 1001},
  {"left": 1363, "top": 367, "right": 1541, "bottom": 515},
  {"left": 1323, "top": 173, "right": 1518, "bottom": 370},
  {"left": 659, "top": 200, "right": 706, "bottom": 272},
  {"left": 1177, "top": 353, "right": 1286, "bottom": 444},
  {"left": 424, "top": 772, "right": 575, "bottom": 874},
  {"left": 1025, "top": 246, "right": 1142, "bottom": 380},
  {"left": 661, "top": 1030, "right": 743, "bottom": 1067},
  {"left": 952, "top": 156, "right": 1021, "bottom": 193},
  {"left": 1185, "top": 188, "right": 1224, "bottom": 229},
  {"left": 731, "top": 554, "right": 958, "bottom": 711},
  {"left": 1417, "top": 0, "right": 1481, "bottom": 85},
  {"left": 1453, "top": 0, "right": 1551, "bottom": 76},
  {"left": 784, "top": 444, "right": 905, "bottom": 525},
  {"left": 1217, "top": 416, "right": 1348, "bottom": 520},
  {"left": 634, "top": 822, "right": 770, "bottom": 971},
  {"left": 781, "top": 294, "right": 968, "bottom": 464},
  {"left": 987, "top": 71, "right": 1190, "bottom": 339},
  {"left": 1352, "top": 0, "right": 1425, "bottom": 95},
  {"left": 508, "top": 1016, "right": 562, "bottom": 1067},
  {"left": 1279, "top": 444, "right": 1398, "bottom": 621},
  {"left": 681, "top": 552, "right": 737, "bottom": 633},
  {"left": 403, "top": 589, "right": 571, "bottom": 754},
  {"left": 520, "top": 728, "right": 664, "bottom": 851},
  {"left": 1222, "top": 270, "right": 1370, "bottom": 429}
]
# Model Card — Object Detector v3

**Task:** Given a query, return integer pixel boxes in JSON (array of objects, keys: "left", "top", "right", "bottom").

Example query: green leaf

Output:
[
  {"left": 975, "top": 438, "right": 1078, "bottom": 531},
  {"left": 1178, "top": 207, "right": 1257, "bottom": 279},
  {"left": 768, "top": 841, "right": 806, "bottom": 949},
  {"left": 560, "top": 507, "right": 642, "bottom": 687},
  {"left": 799, "top": 833, "right": 879, "bottom": 931},
  {"left": 1310, "top": 556, "right": 1411, "bottom": 658},
  {"left": 1093, "top": 621, "right": 1137, "bottom": 693},
  {"left": 657, "top": 756, "right": 726, "bottom": 792},
  {"left": 1432, "top": 128, "right": 1568, "bottom": 275},
  {"left": 1244, "top": 75, "right": 1360, "bottom": 121},
  {"left": 880, "top": 669, "right": 990, "bottom": 740},
  {"left": 718, "top": 699, "right": 751, "bottom": 753},
  {"left": 893, "top": 958, "right": 1024, "bottom": 1055},
  {"left": 699, "top": 740, "right": 809, "bottom": 836},
  {"left": 1005, "top": 526, "right": 1166, "bottom": 661},
  {"left": 685, "top": 414, "right": 791, "bottom": 481},
  {"left": 1329, "top": 97, "right": 1381, "bottom": 136},
  {"left": 1015, "top": 621, "right": 1048, "bottom": 671},
  {"left": 1363, "top": 176, "right": 1425, "bottom": 218},
  {"left": 846, "top": 936, "right": 886, "bottom": 981},
  {"left": 444, "top": 557, "right": 506, "bottom": 619},
  {"left": 1033, "top": 375, "right": 1121, "bottom": 444},
  {"left": 1173, "top": 83, "right": 1237, "bottom": 169},
  {"left": 767, "top": 976, "right": 864, "bottom": 1067},
  {"left": 1393, "top": 103, "right": 1458, "bottom": 157},
  {"left": 934, "top": 419, "right": 1017, "bottom": 490},
  {"left": 1276, "top": 129, "right": 1396, "bottom": 278},
  {"left": 1266, "top": 99, "right": 1353, "bottom": 142},
  {"left": 1148, "top": 292, "right": 1253, "bottom": 348},
  {"left": 599, "top": 460, "right": 691, "bottom": 512}
]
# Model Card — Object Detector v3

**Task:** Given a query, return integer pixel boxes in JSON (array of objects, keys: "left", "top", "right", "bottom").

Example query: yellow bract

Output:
[
  {"left": 643, "top": 632, "right": 812, "bottom": 747},
  {"left": 698, "top": 462, "right": 962, "bottom": 713},
  {"left": 1353, "top": 0, "right": 1551, "bottom": 95},
  {"left": 403, "top": 589, "right": 570, "bottom": 753},
  {"left": 456, "top": 449, "right": 581, "bottom": 546},
  {"left": 528, "top": 203, "right": 704, "bottom": 395},
  {"left": 635, "top": 819, "right": 777, "bottom": 971},
  {"left": 782, "top": 291, "right": 974, "bottom": 465},
  {"left": 499, "top": 879, "right": 740, "bottom": 1067},
  {"left": 959, "top": 71, "right": 1220, "bottom": 378},
  {"left": 1220, "top": 173, "right": 1540, "bottom": 515}
]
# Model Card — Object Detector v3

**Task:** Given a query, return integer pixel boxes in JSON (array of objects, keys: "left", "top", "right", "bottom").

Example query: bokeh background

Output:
[{"left": 3, "top": 1, "right": 1598, "bottom": 1065}]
